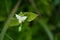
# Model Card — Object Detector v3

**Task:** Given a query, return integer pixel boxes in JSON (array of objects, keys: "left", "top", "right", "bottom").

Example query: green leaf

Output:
[
  {"left": 18, "top": 12, "right": 38, "bottom": 22},
  {"left": 8, "top": 17, "right": 19, "bottom": 27},
  {"left": 24, "top": 12, "right": 38, "bottom": 22}
]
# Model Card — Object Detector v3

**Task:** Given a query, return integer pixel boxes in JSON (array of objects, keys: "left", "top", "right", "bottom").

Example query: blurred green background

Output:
[{"left": 0, "top": 0, "right": 60, "bottom": 40}]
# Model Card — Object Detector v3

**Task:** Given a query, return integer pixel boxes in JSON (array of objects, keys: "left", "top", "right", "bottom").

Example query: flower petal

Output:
[{"left": 15, "top": 14, "right": 27, "bottom": 23}]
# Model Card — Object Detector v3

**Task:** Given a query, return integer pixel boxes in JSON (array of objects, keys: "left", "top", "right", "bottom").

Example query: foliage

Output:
[{"left": 0, "top": 0, "right": 60, "bottom": 40}]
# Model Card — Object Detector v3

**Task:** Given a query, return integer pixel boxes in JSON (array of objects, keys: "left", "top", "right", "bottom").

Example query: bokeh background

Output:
[{"left": 0, "top": 0, "right": 60, "bottom": 40}]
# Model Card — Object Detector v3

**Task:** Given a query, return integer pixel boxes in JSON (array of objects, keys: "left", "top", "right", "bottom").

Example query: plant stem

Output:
[
  {"left": 18, "top": 23, "right": 22, "bottom": 32},
  {"left": 39, "top": 21, "right": 54, "bottom": 40},
  {"left": 6, "top": 34, "right": 13, "bottom": 40},
  {"left": 29, "top": 0, "right": 41, "bottom": 16},
  {"left": 0, "top": 0, "right": 22, "bottom": 40},
  {"left": 0, "top": 29, "right": 13, "bottom": 40}
]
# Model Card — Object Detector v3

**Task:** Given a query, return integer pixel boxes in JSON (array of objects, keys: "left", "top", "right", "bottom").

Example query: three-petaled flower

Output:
[
  {"left": 15, "top": 14, "right": 27, "bottom": 32},
  {"left": 15, "top": 14, "right": 27, "bottom": 23}
]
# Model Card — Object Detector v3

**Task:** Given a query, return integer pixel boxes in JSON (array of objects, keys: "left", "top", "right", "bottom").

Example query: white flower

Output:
[{"left": 15, "top": 14, "right": 27, "bottom": 23}]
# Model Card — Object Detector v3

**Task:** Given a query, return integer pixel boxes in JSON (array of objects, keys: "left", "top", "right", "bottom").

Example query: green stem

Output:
[
  {"left": 0, "top": 0, "right": 21, "bottom": 40},
  {"left": 6, "top": 34, "right": 13, "bottom": 40},
  {"left": 29, "top": 0, "right": 41, "bottom": 16},
  {"left": 18, "top": 23, "right": 22, "bottom": 32},
  {"left": 39, "top": 21, "right": 54, "bottom": 40},
  {"left": 0, "top": 29, "right": 13, "bottom": 40}
]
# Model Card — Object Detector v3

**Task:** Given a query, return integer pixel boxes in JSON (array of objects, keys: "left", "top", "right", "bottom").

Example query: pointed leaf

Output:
[{"left": 24, "top": 12, "right": 38, "bottom": 22}]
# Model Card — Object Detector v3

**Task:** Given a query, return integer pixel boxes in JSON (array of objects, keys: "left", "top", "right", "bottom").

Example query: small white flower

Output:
[{"left": 15, "top": 14, "right": 27, "bottom": 23}]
